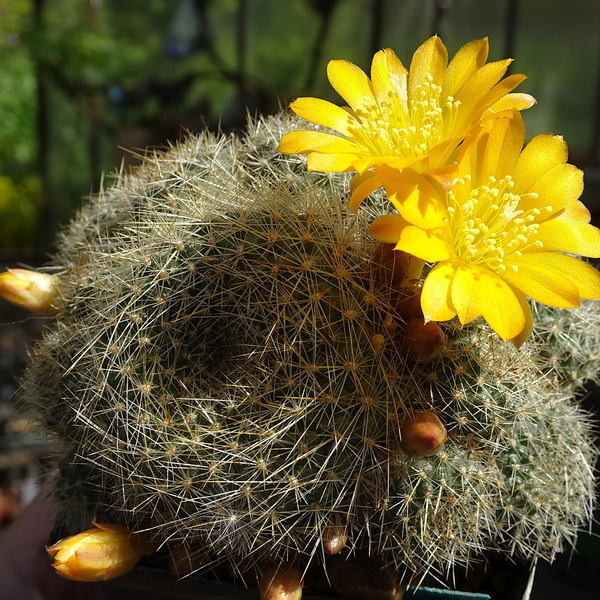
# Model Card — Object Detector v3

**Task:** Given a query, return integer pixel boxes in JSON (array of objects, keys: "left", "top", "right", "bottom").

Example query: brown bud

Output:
[
  {"left": 400, "top": 411, "right": 447, "bottom": 458},
  {"left": 370, "top": 334, "right": 385, "bottom": 352},
  {"left": 399, "top": 318, "right": 445, "bottom": 362},
  {"left": 258, "top": 562, "right": 303, "bottom": 600},
  {"left": 322, "top": 524, "right": 348, "bottom": 555},
  {"left": 394, "top": 287, "right": 423, "bottom": 320},
  {"left": 371, "top": 244, "right": 411, "bottom": 288}
]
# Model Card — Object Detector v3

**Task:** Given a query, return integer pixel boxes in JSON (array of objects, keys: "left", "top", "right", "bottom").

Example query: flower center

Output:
[
  {"left": 349, "top": 74, "right": 461, "bottom": 158},
  {"left": 446, "top": 175, "right": 550, "bottom": 271}
]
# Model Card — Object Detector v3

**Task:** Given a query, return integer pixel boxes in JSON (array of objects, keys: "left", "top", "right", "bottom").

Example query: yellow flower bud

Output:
[
  {"left": 46, "top": 521, "right": 146, "bottom": 582},
  {"left": 399, "top": 411, "right": 448, "bottom": 458},
  {"left": 0, "top": 268, "right": 59, "bottom": 315},
  {"left": 258, "top": 562, "right": 303, "bottom": 600}
]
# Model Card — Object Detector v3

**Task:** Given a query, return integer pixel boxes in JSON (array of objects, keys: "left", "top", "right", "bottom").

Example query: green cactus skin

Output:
[{"left": 21, "top": 113, "right": 599, "bottom": 579}]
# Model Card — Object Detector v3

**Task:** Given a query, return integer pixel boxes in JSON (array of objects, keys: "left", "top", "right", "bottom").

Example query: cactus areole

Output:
[{"left": 19, "top": 112, "right": 600, "bottom": 581}]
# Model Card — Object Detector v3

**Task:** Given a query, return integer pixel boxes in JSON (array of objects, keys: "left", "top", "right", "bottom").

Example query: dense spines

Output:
[{"left": 20, "top": 112, "right": 600, "bottom": 580}]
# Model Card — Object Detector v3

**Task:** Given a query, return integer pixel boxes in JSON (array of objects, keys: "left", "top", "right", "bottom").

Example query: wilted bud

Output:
[
  {"left": 400, "top": 411, "right": 447, "bottom": 458},
  {"left": 371, "top": 244, "right": 411, "bottom": 288},
  {"left": 47, "top": 521, "right": 146, "bottom": 582},
  {"left": 398, "top": 317, "right": 445, "bottom": 362},
  {"left": 0, "top": 268, "right": 59, "bottom": 315},
  {"left": 322, "top": 524, "right": 348, "bottom": 555},
  {"left": 258, "top": 562, "right": 303, "bottom": 600}
]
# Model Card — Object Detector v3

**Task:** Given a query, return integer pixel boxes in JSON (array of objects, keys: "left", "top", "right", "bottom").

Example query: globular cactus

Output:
[{"left": 20, "top": 112, "right": 599, "bottom": 580}]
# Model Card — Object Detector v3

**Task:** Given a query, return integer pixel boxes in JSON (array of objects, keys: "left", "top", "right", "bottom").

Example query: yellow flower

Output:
[
  {"left": 47, "top": 521, "right": 147, "bottom": 581},
  {"left": 0, "top": 268, "right": 59, "bottom": 315},
  {"left": 369, "top": 112, "right": 600, "bottom": 345},
  {"left": 278, "top": 36, "right": 535, "bottom": 212}
]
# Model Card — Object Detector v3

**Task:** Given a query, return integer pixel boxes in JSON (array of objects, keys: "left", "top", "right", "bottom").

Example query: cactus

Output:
[{"left": 20, "top": 112, "right": 599, "bottom": 581}]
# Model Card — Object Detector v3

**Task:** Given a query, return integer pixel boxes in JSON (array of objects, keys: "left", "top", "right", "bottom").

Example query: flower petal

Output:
[
  {"left": 368, "top": 214, "right": 411, "bottom": 243},
  {"left": 512, "top": 133, "right": 568, "bottom": 194},
  {"left": 371, "top": 48, "right": 407, "bottom": 103},
  {"left": 289, "top": 98, "right": 355, "bottom": 135},
  {"left": 306, "top": 152, "right": 358, "bottom": 172},
  {"left": 327, "top": 59, "right": 375, "bottom": 112},
  {"left": 278, "top": 130, "right": 361, "bottom": 155},
  {"left": 488, "top": 92, "right": 536, "bottom": 113},
  {"left": 421, "top": 261, "right": 458, "bottom": 322},
  {"left": 521, "top": 163, "right": 583, "bottom": 216},
  {"left": 349, "top": 172, "right": 382, "bottom": 212},
  {"left": 450, "top": 263, "right": 525, "bottom": 340},
  {"left": 501, "top": 253, "right": 582, "bottom": 308},
  {"left": 537, "top": 218, "right": 600, "bottom": 257},
  {"left": 509, "top": 288, "right": 533, "bottom": 348},
  {"left": 394, "top": 225, "right": 451, "bottom": 261},
  {"left": 409, "top": 36, "right": 448, "bottom": 96},
  {"left": 443, "top": 38, "right": 488, "bottom": 98}
]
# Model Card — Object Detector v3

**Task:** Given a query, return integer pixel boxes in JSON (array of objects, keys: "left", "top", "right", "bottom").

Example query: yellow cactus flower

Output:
[
  {"left": 368, "top": 111, "right": 600, "bottom": 345},
  {"left": 278, "top": 36, "right": 535, "bottom": 211},
  {"left": 47, "top": 521, "right": 146, "bottom": 581},
  {"left": 0, "top": 268, "right": 59, "bottom": 315}
]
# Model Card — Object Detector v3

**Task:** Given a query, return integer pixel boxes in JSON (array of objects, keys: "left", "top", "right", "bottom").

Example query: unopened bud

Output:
[
  {"left": 322, "top": 524, "right": 348, "bottom": 555},
  {"left": 258, "top": 562, "right": 303, "bottom": 600},
  {"left": 47, "top": 521, "right": 147, "bottom": 581},
  {"left": 395, "top": 288, "right": 423, "bottom": 320},
  {"left": 400, "top": 411, "right": 447, "bottom": 458},
  {"left": 371, "top": 244, "right": 410, "bottom": 288},
  {"left": 399, "top": 317, "right": 444, "bottom": 362},
  {"left": 0, "top": 268, "right": 59, "bottom": 315}
]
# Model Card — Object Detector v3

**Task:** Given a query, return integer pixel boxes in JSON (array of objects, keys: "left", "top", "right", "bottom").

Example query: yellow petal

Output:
[
  {"left": 501, "top": 253, "right": 582, "bottom": 308},
  {"left": 509, "top": 289, "right": 533, "bottom": 348},
  {"left": 306, "top": 152, "right": 358, "bottom": 172},
  {"left": 512, "top": 133, "right": 568, "bottom": 194},
  {"left": 562, "top": 200, "right": 591, "bottom": 223},
  {"left": 278, "top": 130, "right": 361, "bottom": 155},
  {"left": 368, "top": 214, "right": 410, "bottom": 243},
  {"left": 537, "top": 219, "right": 600, "bottom": 257},
  {"left": 521, "top": 163, "right": 583, "bottom": 215},
  {"left": 488, "top": 92, "right": 536, "bottom": 113},
  {"left": 421, "top": 261, "right": 458, "bottom": 322},
  {"left": 409, "top": 36, "right": 448, "bottom": 97},
  {"left": 454, "top": 58, "right": 513, "bottom": 109},
  {"left": 394, "top": 225, "right": 451, "bottom": 262},
  {"left": 443, "top": 38, "right": 488, "bottom": 98},
  {"left": 327, "top": 59, "right": 374, "bottom": 112},
  {"left": 450, "top": 263, "right": 525, "bottom": 340},
  {"left": 371, "top": 48, "right": 407, "bottom": 103},
  {"left": 530, "top": 253, "right": 600, "bottom": 299},
  {"left": 289, "top": 97, "right": 354, "bottom": 135},
  {"left": 349, "top": 171, "right": 381, "bottom": 213},
  {"left": 464, "top": 111, "right": 524, "bottom": 183}
]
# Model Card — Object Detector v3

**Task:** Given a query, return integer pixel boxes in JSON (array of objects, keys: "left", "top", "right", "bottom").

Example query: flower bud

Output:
[
  {"left": 0, "top": 268, "right": 59, "bottom": 315},
  {"left": 371, "top": 244, "right": 410, "bottom": 288},
  {"left": 398, "top": 317, "right": 445, "bottom": 362},
  {"left": 258, "top": 562, "right": 303, "bottom": 600},
  {"left": 400, "top": 411, "right": 447, "bottom": 458},
  {"left": 47, "top": 521, "right": 146, "bottom": 581},
  {"left": 322, "top": 524, "right": 348, "bottom": 555},
  {"left": 394, "top": 288, "right": 423, "bottom": 320}
]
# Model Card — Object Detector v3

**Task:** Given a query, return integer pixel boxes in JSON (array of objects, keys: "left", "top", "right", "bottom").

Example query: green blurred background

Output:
[{"left": 1, "top": 0, "right": 600, "bottom": 259}]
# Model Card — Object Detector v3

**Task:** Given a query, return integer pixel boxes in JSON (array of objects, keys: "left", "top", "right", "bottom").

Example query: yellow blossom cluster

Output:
[{"left": 278, "top": 36, "right": 600, "bottom": 344}]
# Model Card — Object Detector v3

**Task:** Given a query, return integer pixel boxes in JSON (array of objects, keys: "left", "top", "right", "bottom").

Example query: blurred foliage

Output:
[{"left": 0, "top": 0, "right": 599, "bottom": 250}]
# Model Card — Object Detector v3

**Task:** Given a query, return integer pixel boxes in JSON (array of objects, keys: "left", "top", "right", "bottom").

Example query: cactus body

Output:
[{"left": 21, "top": 113, "right": 599, "bottom": 578}]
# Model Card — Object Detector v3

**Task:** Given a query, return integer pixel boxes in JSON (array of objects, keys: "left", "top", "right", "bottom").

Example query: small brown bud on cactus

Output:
[
  {"left": 258, "top": 562, "right": 303, "bottom": 600},
  {"left": 46, "top": 521, "right": 146, "bottom": 581},
  {"left": 371, "top": 244, "right": 410, "bottom": 288},
  {"left": 370, "top": 333, "right": 385, "bottom": 352},
  {"left": 322, "top": 524, "right": 348, "bottom": 555},
  {"left": 400, "top": 411, "right": 447, "bottom": 458},
  {"left": 395, "top": 288, "right": 423, "bottom": 320},
  {"left": 0, "top": 268, "right": 59, "bottom": 315},
  {"left": 399, "top": 317, "right": 445, "bottom": 362}
]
